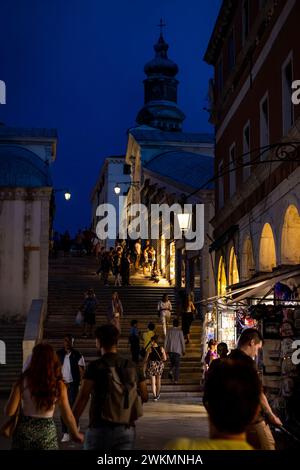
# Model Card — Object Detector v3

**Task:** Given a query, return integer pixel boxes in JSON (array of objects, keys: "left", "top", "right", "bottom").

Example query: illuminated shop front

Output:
[
  {"left": 160, "top": 235, "right": 166, "bottom": 277},
  {"left": 169, "top": 241, "right": 175, "bottom": 285}
]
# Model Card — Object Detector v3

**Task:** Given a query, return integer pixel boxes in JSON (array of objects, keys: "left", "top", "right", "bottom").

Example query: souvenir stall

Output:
[{"left": 246, "top": 280, "right": 300, "bottom": 428}]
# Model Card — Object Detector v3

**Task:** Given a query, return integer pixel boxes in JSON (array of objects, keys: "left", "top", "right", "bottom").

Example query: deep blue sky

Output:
[{"left": 0, "top": 0, "right": 221, "bottom": 235}]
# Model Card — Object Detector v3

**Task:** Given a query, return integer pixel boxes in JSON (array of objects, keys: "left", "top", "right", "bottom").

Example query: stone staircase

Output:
[
  {"left": 44, "top": 257, "right": 203, "bottom": 398},
  {"left": 0, "top": 322, "right": 25, "bottom": 393}
]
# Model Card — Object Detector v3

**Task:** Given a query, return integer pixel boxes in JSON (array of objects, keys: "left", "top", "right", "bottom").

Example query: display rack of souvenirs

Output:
[
  {"left": 247, "top": 282, "right": 300, "bottom": 425},
  {"left": 217, "top": 309, "right": 236, "bottom": 350},
  {"left": 236, "top": 306, "right": 258, "bottom": 337}
]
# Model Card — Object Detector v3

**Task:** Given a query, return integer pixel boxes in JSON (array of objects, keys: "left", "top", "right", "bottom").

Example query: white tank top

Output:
[{"left": 21, "top": 379, "right": 57, "bottom": 418}]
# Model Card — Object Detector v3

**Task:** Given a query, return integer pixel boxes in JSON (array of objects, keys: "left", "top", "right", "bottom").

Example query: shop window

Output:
[
  {"left": 160, "top": 235, "right": 166, "bottom": 275},
  {"left": 217, "top": 256, "right": 227, "bottom": 296},
  {"left": 260, "top": 93, "right": 269, "bottom": 155},
  {"left": 229, "top": 247, "right": 239, "bottom": 286},
  {"left": 241, "top": 236, "right": 255, "bottom": 280},
  {"left": 229, "top": 143, "right": 236, "bottom": 197},
  {"left": 281, "top": 205, "right": 300, "bottom": 265},
  {"left": 282, "top": 54, "right": 294, "bottom": 135},
  {"left": 169, "top": 241, "right": 175, "bottom": 285},
  {"left": 243, "top": 121, "right": 251, "bottom": 181},
  {"left": 259, "top": 223, "right": 276, "bottom": 272}
]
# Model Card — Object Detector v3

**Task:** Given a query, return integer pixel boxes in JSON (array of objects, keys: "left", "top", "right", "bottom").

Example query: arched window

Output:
[
  {"left": 259, "top": 223, "right": 276, "bottom": 272},
  {"left": 241, "top": 237, "right": 255, "bottom": 280},
  {"left": 217, "top": 256, "right": 227, "bottom": 296},
  {"left": 229, "top": 247, "right": 239, "bottom": 285},
  {"left": 281, "top": 205, "right": 300, "bottom": 265}
]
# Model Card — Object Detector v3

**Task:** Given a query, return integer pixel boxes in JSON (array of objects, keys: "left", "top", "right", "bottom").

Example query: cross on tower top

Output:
[{"left": 157, "top": 18, "right": 166, "bottom": 36}]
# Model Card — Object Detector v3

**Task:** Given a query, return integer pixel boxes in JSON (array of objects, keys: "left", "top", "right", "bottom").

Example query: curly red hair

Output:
[{"left": 23, "top": 343, "right": 63, "bottom": 411}]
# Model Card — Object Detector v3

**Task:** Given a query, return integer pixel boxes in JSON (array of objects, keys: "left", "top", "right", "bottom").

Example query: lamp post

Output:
[
  {"left": 53, "top": 188, "right": 72, "bottom": 201},
  {"left": 113, "top": 181, "right": 140, "bottom": 195},
  {"left": 177, "top": 212, "right": 192, "bottom": 239}
]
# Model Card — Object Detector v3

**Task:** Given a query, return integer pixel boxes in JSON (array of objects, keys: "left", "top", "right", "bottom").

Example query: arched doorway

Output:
[
  {"left": 228, "top": 247, "right": 239, "bottom": 285},
  {"left": 259, "top": 223, "right": 276, "bottom": 272},
  {"left": 281, "top": 205, "right": 300, "bottom": 264},
  {"left": 217, "top": 256, "right": 227, "bottom": 296},
  {"left": 241, "top": 237, "right": 255, "bottom": 280}
]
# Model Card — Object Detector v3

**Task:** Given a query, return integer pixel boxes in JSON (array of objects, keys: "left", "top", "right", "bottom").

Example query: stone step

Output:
[{"left": 44, "top": 259, "right": 203, "bottom": 396}]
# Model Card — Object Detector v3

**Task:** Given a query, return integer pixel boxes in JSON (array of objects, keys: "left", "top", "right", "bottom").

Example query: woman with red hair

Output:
[{"left": 4, "top": 343, "right": 83, "bottom": 449}]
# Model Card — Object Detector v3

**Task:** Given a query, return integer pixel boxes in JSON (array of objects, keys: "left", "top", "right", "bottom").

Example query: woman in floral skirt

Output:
[{"left": 4, "top": 343, "right": 83, "bottom": 449}]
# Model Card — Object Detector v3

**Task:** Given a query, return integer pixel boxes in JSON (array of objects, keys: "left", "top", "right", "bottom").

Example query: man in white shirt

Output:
[{"left": 57, "top": 335, "right": 85, "bottom": 442}]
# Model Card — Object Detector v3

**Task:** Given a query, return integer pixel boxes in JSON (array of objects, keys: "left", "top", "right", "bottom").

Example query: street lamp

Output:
[
  {"left": 53, "top": 188, "right": 72, "bottom": 201},
  {"left": 113, "top": 181, "right": 140, "bottom": 195},
  {"left": 177, "top": 212, "right": 191, "bottom": 237},
  {"left": 114, "top": 184, "right": 121, "bottom": 195}
]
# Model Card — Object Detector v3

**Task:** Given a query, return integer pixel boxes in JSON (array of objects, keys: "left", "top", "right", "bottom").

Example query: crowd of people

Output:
[
  {"left": 3, "top": 326, "right": 285, "bottom": 451},
  {"left": 50, "top": 229, "right": 98, "bottom": 257},
  {"left": 95, "top": 238, "right": 160, "bottom": 287},
  {"left": 51, "top": 231, "right": 161, "bottom": 287},
  {"left": 2, "top": 233, "right": 286, "bottom": 451}
]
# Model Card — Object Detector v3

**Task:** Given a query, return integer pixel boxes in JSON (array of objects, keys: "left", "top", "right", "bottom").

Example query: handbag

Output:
[
  {"left": 0, "top": 403, "right": 20, "bottom": 439},
  {"left": 75, "top": 310, "right": 83, "bottom": 325}
]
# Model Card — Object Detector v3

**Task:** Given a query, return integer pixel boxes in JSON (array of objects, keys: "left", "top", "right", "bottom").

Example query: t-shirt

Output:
[
  {"left": 143, "top": 330, "right": 155, "bottom": 350},
  {"left": 62, "top": 352, "right": 85, "bottom": 383},
  {"left": 228, "top": 348, "right": 257, "bottom": 367},
  {"left": 228, "top": 348, "right": 263, "bottom": 422},
  {"left": 84, "top": 352, "right": 145, "bottom": 427},
  {"left": 166, "top": 438, "right": 253, "bottom": 450}
]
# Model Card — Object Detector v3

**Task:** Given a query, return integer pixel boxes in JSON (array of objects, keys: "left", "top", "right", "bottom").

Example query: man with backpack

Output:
[{"left": 73, "top": 324, "right": 148, "bottom": 450}]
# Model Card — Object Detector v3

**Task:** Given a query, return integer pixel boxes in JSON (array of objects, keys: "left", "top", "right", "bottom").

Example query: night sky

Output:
[{"left": 0, "top": 0, "right": 221, "bottom": 235}]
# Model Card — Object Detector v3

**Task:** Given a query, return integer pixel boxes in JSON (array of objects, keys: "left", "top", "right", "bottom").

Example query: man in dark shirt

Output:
[
  {"left": 73, "top": 324, "right": 148, "bottom": 450},
  {"left": 228, "top": 328, "right": 282, "bottom": 450},
  {"left": 57, "top": 335, "right": 85, "bottom": 443}
]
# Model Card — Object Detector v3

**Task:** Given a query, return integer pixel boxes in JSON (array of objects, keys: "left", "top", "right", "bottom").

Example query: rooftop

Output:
[
  {"left": 0, "top": 125, "right": 57, "bottom": 140},
  {"left": 0, "top": 144, "right": 52, "bottom": 187},
  {"left": 203, "top": 0, "right": 236, "bottom": 65},
  {"left": 145, "top": 150, "right": 214, "bottom": 190}
]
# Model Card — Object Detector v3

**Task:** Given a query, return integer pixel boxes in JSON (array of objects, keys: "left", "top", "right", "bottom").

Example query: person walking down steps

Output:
[
  {"left": 81, "top": 289, "right": 98, "bottom": 338},
  {"left": 56, "top": 334, "right": 85, "bottom": 443}
]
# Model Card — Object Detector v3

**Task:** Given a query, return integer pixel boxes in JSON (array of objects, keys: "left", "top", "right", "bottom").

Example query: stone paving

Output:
[{"left": 0, "top": 395, "right": 209, "bottom": 450}]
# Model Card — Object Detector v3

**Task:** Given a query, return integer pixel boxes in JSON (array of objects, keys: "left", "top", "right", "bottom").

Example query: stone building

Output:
[
  {"left": 123, "top": 31, "right": 215, "bottom": 299},
  {"left": 91, "top": 155, "right": 131, "bottom": 250},
  {"left": 0, "top": 125, "right": 57, "bottom": 319},
  {"left": 204, "top": 0, "right": 300, "bottom": 297}
]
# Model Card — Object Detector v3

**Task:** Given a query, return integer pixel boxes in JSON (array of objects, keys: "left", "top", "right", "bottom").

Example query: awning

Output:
[{"left": 225, "top": 265, "right": 300, "bottom": 305}]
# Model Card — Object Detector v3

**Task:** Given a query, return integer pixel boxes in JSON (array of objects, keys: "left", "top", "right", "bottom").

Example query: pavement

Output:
[{"left": 0, "top": 395, "right": 209, "bottom": 450}]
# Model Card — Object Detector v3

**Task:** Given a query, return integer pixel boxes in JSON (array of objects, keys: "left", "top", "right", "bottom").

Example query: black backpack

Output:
[{"left": 98, "top": 357, "right": 143, "bottom": 425}]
